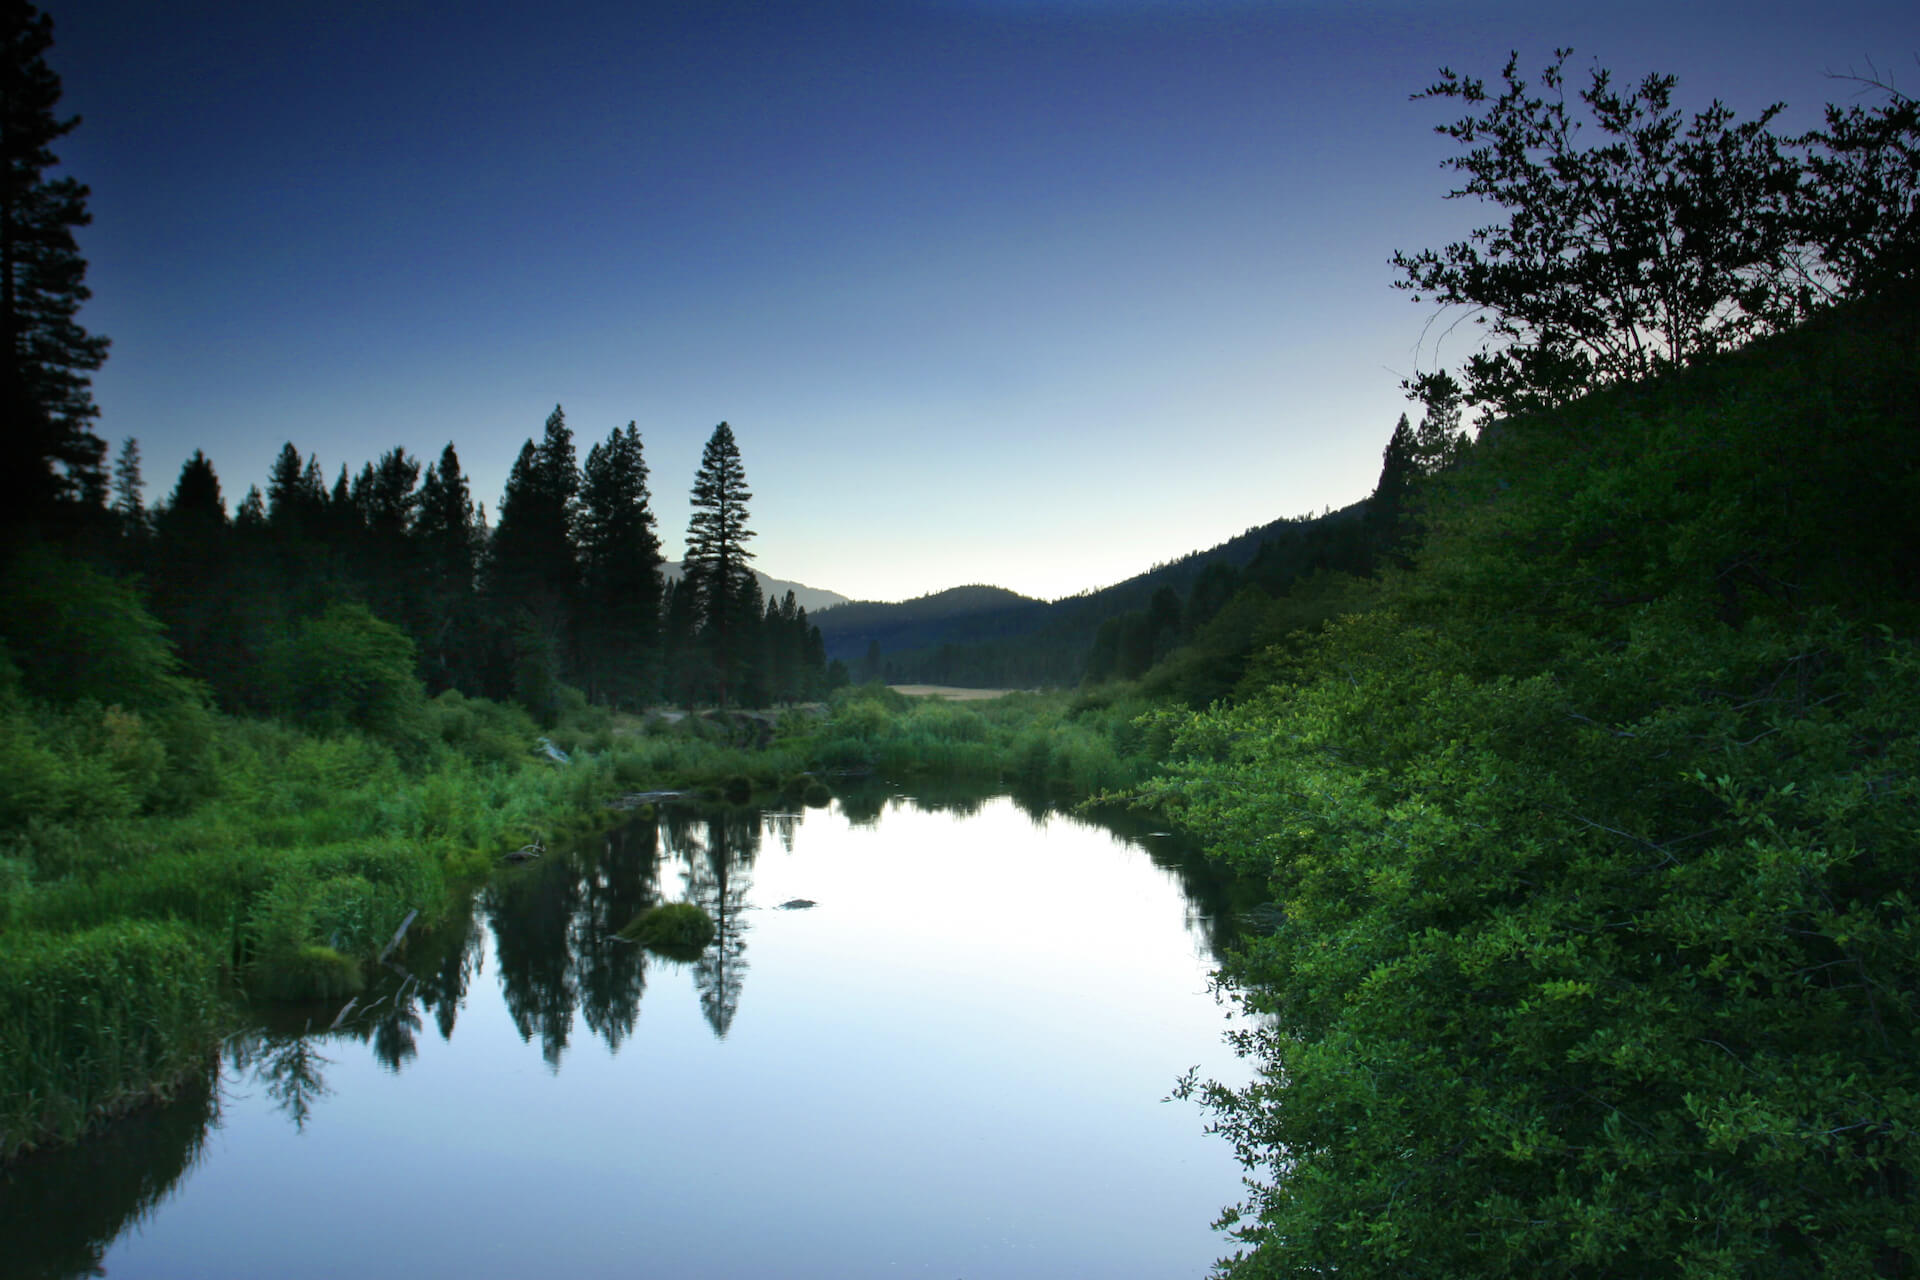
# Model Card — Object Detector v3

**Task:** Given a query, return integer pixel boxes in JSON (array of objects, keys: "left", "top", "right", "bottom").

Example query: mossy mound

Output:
[
  {"left": 802, "top": 781, "right": 833, "bottom": 808},
  {"left": 619, "top": 902, "right": 716, "bottom": 959},
  {"left": 253, "top": 945, "right": 364, "bottom": 1002},
  {"left": 721, "top": 775, "right": 753, "bottom": 804}
]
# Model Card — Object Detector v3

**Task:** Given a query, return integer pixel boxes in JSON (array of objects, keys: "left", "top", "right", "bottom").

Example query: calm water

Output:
[{"left": 3, "top": 790, "right": 1247, "bottom": 1279}]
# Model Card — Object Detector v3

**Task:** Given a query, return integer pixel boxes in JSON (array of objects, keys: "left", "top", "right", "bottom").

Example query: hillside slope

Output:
[
  {"left": 812, "top": 500, "right": 1376, "bottom": 684},
  {"left": 1145, "top": 284, "right": 1920, "bottom": 1276},
  {"left": 661, "top": 562, "right": 848, "bottom": 614}
]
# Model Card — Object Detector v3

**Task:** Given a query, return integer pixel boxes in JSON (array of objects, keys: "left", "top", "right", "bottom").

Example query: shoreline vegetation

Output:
[
  {"left": 5, "top": 6, "right": 1917, "bottom": 1270},
  {"left": 0, "top": 670, "right": 1164, "bottom": 1162}
]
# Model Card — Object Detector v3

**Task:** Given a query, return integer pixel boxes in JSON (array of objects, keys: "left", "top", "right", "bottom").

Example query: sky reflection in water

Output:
[{"left": 64, "top": 793, "right": 1245, "bottom": 1279}]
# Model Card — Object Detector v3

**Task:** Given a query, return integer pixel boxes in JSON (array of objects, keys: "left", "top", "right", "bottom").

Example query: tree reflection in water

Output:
[
  {"left": 236, "top": 1033, "right": 334, "bottom": 1131},
  {"left": 415, "top": 897, "right": 483, "bottom": 1042},
  {"left": 485, "top": 841, "right": 587, "bottom": 1067},
  {"left": 575, "top": 817, "right": 660, "bottom": 1051},
  {"left": 8, "top": 791, "right": 1250, "bottom": 1280},
  {"left": 661, "top": 806, "right": 761, "bottom": 1038},
  {"left": 0, "top": 1061, "right": 220, "bottom": 1280}
]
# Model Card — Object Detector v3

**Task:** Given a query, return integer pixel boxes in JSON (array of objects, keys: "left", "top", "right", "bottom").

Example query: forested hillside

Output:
[
  {"left": 1134, "top": 52, "right": 1920, "bottom": 1277},
  {"left": 815, "top": 498, "right": 1388, "bottom": 688}
]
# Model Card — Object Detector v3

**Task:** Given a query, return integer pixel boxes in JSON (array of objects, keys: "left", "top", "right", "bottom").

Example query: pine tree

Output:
[
  {"left": 486, "top": 406, "right": 581, "bottom": 713},
  {"left": 266, "top": 442, "right": 327, "bottom": 535},
  {"left": 412, "top": 442, "right": 480, "bottom": 692},
  {"left": 682, "top": 422, "right": 756, "bottom": 708},
  {"left": 110, "top": 436, "right": 145, "bottom": 535},
  {"left": 576, "top": 421, "right": 663, "bottom": 707},
  {"left": 148, "top": 449, "right": 233, "bottom": 685},
  {"left": 1, "top": 1, "right": 110, "bottom": 534}
]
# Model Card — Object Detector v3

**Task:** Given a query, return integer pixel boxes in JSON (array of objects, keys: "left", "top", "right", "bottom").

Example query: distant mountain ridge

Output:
[
  {"left": 811, "top": 501, "right": 1371, "bottom": 678},
  {"left": 812, "top": 585, "right": 1044, "bottom": 658},
  {"left": 661, "top": 562, "right": 849, "bottom": 615}
]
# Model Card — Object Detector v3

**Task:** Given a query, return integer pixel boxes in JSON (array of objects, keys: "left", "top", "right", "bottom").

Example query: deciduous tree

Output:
[{"left": 1394, "top": 50, "right": 1807, "bottom": 418}]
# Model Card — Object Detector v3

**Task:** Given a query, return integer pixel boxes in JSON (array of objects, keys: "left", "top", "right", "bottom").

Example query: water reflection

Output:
[
  {"left": 230, "top": 1033, "right": 333, "bottom": 1131},
  {"left": 7, "top": 790, "right": 1250, "bottom": 1279},
  {"left": 0, "top": 1061, "right": 219, "bottom": 1280},
  {"left": 665, "top": 806, "right": 760, "bottom": 1037}
]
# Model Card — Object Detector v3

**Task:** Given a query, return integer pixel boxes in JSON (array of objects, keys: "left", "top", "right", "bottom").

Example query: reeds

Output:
[{"left": 0, "top": 922, "right": 222, "bottom": 1159}]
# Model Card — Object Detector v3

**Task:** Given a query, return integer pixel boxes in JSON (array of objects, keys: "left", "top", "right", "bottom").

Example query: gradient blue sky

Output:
[{"left": 52, "top": 0, "right": 1918, "bottom": 601}]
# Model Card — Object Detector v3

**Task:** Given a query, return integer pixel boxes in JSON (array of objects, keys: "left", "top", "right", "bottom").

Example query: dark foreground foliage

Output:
[{"left": 1141, "top": 289, "right": 1920, "bottom": 1276}]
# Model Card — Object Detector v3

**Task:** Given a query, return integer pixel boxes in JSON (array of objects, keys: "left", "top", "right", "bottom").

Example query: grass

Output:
[{"left": 1, "top": 677, "right": 1163, "bottom": 1159}]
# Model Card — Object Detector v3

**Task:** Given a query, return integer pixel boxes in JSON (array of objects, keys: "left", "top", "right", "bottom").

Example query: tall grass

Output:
[
  {"left": 0, "top": 690, "right": 653, "bottom": 1156},
  {"left": 2, "top": 677, "right": 1163, "bottom": 1158},
  {"left": 0, "top": 922, "right": 222, "bottom": 1158},
  {"left": 797, "top": 684, "right": 1162, "bottom": 797}
]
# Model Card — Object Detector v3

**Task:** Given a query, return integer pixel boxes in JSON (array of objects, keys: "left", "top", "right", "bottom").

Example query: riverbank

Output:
[{"left": 1, "top": 679, "right": 1158, "bottom": 1160}]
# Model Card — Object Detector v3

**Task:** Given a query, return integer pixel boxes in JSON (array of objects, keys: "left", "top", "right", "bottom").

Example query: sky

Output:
[{"left": 48, "top": 0, "right": 1920, "bottom": 603}]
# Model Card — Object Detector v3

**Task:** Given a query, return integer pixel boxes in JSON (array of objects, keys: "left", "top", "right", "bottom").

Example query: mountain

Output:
[
  {"left": 812, "top": 585, "right": 1044, "bottom": 660},
  {"left": 661, "top": 562, "right": 849, "bottom": 614},
  {"left": 810, "top": 500, "right": 1376, "bottom": 685}
]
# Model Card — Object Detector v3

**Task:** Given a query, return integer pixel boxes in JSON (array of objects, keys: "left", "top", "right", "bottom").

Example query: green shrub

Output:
[
  {"left": 619, "top": 902, "right": 716, "bottom": 959},
  {"left": 429, "top": 690, "right": 539, "bottom": 767},
  {"left": 264, "top": 603, "right": 426, "bottom": 743},
  {"left": 249, "top": 944, "right": 363, "bottom": 1003},
  {"left": 0, "top": 548, "right": 205, "bottom": 715}
]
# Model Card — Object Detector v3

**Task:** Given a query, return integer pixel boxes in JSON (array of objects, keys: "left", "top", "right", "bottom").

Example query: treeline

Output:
[{"left": 94, "top": 412, "right": 831, "bottom": 721}]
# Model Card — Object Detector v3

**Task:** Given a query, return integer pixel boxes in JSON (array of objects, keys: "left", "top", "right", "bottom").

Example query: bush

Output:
[
  {"left": 0, "top": 548, "right": 204, "bottom": 715},
  {"left": 429, "top": 690, "right": 539, "bottom": 767},
  {"left": 249, "top": 944, "right": 363, "bottom": 1003},
  {"left": 619, "top": 902, "right": 716, "bottom": 959},
  {"left": 264, "top": 603, "right": 426, "bottom": 743}
]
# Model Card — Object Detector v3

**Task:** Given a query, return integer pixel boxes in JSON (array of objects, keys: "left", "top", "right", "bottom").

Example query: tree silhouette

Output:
[
  {"left": 0, "top": 1, "right": 110, "bottom": 536},
  {"left": 576, "top": 422, "right": 664, "bottom": 707},
  {"left": 1393, "top": 50, "right": 1807, "bottom": 417},
  {"left": 413, "top": 442, "right": 481, "bottom": 692},
  {"left": 487, "top": 407, "right": 581, "bottom": 716},
  {"left": 682, "top": 422, "right": 757, "bottom": 708}
]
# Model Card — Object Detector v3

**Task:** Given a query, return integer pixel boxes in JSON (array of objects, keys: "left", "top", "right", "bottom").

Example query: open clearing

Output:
[{"left": 888, "top": 684, "right": 1020, "bottom": 702}]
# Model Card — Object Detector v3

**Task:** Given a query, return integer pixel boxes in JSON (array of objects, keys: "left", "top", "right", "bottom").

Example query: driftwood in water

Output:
[
  {"left": 503, "top": 839, "right": 544, "bottom": 864},
  {"left": 378, "top": 909, "right": 418, "bottom": 964}
]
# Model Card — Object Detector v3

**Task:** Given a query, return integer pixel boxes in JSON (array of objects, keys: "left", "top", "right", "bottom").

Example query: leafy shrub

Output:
[
  {"left": 0, "top": 548, "right": 204, "bottom": 715},
  {"left": 250, "top": 945, "right": 362, "bottom": 1003},
  {"left": 429, "top": 689, "right": 539, "bottom": 767},
  {"left": 264, "top": 603, "right": 426, "bottom": 743},
  {"left": 620, "top": 902, "right": 716, "bottom": 959}
]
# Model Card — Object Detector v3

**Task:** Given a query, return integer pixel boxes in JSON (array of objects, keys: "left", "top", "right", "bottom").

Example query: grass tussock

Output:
[{"left": 620, "top": 901, "right": 717, "bottom": 959}]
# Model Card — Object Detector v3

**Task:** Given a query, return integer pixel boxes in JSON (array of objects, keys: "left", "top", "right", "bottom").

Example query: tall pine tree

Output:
[
  {"left": 486, "top": 406, "right": 580, "bottom": 714},
  {"left": 413, "top": 442, "right": 479, "bottom": 692},
  {"left": 1, "top": 1, "right": 110, "bottom": 536},
  {"left": 576, "top": 421, "right": 663, "bottom": 707},
  {"left": 682, "top": 422, "right": 757, "bottom": 708}
]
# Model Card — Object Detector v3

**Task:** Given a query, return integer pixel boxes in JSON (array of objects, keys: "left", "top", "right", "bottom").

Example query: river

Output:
[{"left": 1, "top": 788, "right": 1248, "bottom": 1279}]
